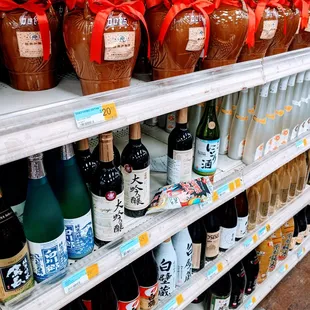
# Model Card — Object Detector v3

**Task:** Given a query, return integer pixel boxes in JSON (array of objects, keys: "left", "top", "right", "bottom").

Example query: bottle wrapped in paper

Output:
[{"left": 146, "top": 177, "right": 213, "bottom": 214}]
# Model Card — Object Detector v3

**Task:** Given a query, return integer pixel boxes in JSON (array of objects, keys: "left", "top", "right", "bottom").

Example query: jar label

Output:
[
  {"left": 260, "top": 20, "right": 278, "bottom": 39},
  {"left": 10, "top": 201, "right": 25, "bottom": 224},
  {"left": 104, "top": 31, "right": 135, "bottom": 61},
  {"left": 122, "top": 166, "right": 150, "bottom": 211},
  {"left": 140, "top": 283, "right": 159, "bottom": 310},
  {"left": 16, "top": 31, "right": 50, "bottom": 58},
  {"left": 0, "top": 244, "right": 34, "bottom": 303},
  {"left": 64, "top": 210, "right": 94, "bottom": 259},
  {"left": 236, "top": 216, "right": 248, "bottom": 239},
  {"left": 192, "top": 243, "right": 202, "bottom": 269},
  {"left": 194, "top": 138, "right": 220, "bottom": 174},
  {"left": 119, "top": 296, "right": 140, "bottom": 310},
  {"left": 167, "top": 149, "right": 193, "bottom": 185},
  {"left": 219, "top": 226, "right": 236, "bottom": 250},
  {"left": 92, "top": 191, "right": 125, "bottom": 241},
  {"left": 206, "top": 231, "right": 220, "bottom": 258},
  {"left": 28, "top": 230, "right": 68, "bottom": 282},
  {"left": 186, "top": 27, "right": 205, "bottom": 51},
  {"left": 254, "top": 143, "right": 264, "bottom": 161}
]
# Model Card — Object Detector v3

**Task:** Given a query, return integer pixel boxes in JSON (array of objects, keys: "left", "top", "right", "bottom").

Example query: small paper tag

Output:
[
  {"left": 62, "top": 264, "right": 99, "bottom": 294},
  {"left": 244, "top": 296, "right": 256, "bottom": 310},
  {"left": 186, "top": 27, "right": 205, "bottom": 51},
  {"left": 260, "top": 20, "right": 278, "bottom": 39},
  {"left": 120, "top": 232, "right": 149, "bottom": 257},
  {"left": 216, "top": 177, "right": 243, "bottom": 199},
  {"left": 213, "top": 191, "right": 219, "bottom": 202},
  {"left": 163, "top": 294, "right": 184, "bottom": 310},
  {"left": 74, "top": 102, "right": 117, "bottom": 129},
  {"left": 279, "top": 263, "right": 289, "bottom": 273},
  {"left": 297, "top": 247, "right": 306, "bottom": 259},
  {"left": 217, "top": 184, "right": 230, "bottom": 197},
  {"left": 206, "top": 262, "right": 223, "bottom": 279},
  {"left": 257, "top": 226, "right": 267, "bottom": 238}
]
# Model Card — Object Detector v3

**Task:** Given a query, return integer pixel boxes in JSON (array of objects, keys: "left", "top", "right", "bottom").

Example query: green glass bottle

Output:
[
  {"left": 193, "top": 100, "right": 220, "bottom": 177},
  {"left": 23, "top": 153, "right": 68, "bottom": 283},
  {"left": 54, "top": 144, "right": 94, "bottom": 259}
]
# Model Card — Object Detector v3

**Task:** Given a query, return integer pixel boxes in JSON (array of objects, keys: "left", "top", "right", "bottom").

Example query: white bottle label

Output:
[
  {"left": 219, "top": 227, "right": 236, "bottom": 250},
  {"left": 28, "top": 230, "right": 68, "bottom": 282},
  {"left": 211, "top": 296, "right": 230, "bottom": 310},
  {"left": 298, "top": 121, "right": 307, "bottom": 136},
  {"left": 92, "top": 191, "right": 125, "bottom": 241},
  {"left": 222, "top": 135, "right": 229, "bottom": 154},
  {"left": 192, "top": 243, "right": 202, "bottom": 269},
  {"left": 281, "top": 128, "right": 290, "bottom": 145},
  {"left": 260, "top": 20, "right": 278, "bottom": 39},
  {"left": 11, "top": 201, "right": 25, "bottom": 224},
  {"left": 236, "top": 216, "right": 248, "bottom": 239},
  {"left": 175, "top": 241, "right": 192, "bottom": 286},
  {"left": 254, "top": 143, "right": 264, "bottom": 161},
  {"left": 206, "top": 231, "right": 220, "bottom": 258},
  {"left": 122, "top": 165, "right": 150, "bottom": 211},
  {"left": 186, "top": 27, "right": 205, "bottom": 51},
  {"left": 194, "top": 138, "right": 220, "bottom": 174},
  {"left": 290, "top": 125, "right": 299, "bottom": 140},
  {"left": 259, "top": 84, "right": 269, "bottom": 97},
  {"left": 64, "top": 210, "right": 94, "bottom": 259},
  {"left": 238, "top": 139, "right": 245, "bottom": 158},
  {"left": 167, "top": 149, "right": 193, "bottom": 184},
  {"left": 273, "top": 133, "right": 281, "bottom": 150},
  {"left": 264, "top": 138, "right": 273, "bottom": 155}
]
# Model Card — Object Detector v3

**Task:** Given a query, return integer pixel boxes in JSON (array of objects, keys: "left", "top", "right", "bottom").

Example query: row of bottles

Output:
[{"left": 185, "top": 208, "right": 310, "bottom": 310}]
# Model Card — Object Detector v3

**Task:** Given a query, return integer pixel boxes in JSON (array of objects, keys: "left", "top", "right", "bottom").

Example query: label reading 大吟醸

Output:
[
  {"left": 28, "top": 230, "right": 68, "bottom": 282},
  {"left": 64, "top": 210, "right": 94, "bottom": 259},
  {"left": 194, "top": 138, "right": 220, "bottom": 174}
]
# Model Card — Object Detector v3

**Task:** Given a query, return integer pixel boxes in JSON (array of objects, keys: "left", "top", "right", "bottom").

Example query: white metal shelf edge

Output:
[
  {"left": 1, "top": 49, "right": 310, "bottom": 165},
  {"left": 157, "top": 186, "right": 310, "bottom": 310}
]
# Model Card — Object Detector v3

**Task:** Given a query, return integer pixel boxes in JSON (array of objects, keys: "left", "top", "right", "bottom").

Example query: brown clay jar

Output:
[
  {"left": 0, "top": 4, "right": 60, "bottom": 91},
  {"left": 238, "top": 7, "right": 278, "bottom": 62},
  {"left": 201, "top": 3, "right": 248, "bottom": 69},
  {"left": 63, "top": 5, "right": 141, "bottom": 95},
  {"left": 146, "top": 4, "right": 205, "bottom": 80},
  {"left": 289, "top": 9, "right": 310, "bottom": 50},
  {"left": 265, "top": 3, "right": 300, "bottom": 56}
]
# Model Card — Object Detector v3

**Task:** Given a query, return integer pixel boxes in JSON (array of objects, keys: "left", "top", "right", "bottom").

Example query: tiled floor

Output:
[{"left": 258, "top": 253, "right": 310, "bottom": 310}]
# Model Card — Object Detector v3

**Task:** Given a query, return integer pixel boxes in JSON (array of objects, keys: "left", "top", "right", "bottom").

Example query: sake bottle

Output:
[
  {"left": 257, "top": 178, "right": 271, "bottom": 223},
  {"left": 278, "top": 218, "right": 295, "bottom": 260},
  {"left": 232, "top": 92, "right": 239, "bottom": 115},
  {"left": 193, "top": 100, "right": 220, "bottom": 177},
  {"left": 247, "top": 186, "right": 260, "bottom": 231},
  {"left": 264, "top": 79, "right": 279, "bottom": 155},
  {"left": 281, "top": 74, "right": 297, "bottom": 145},
  {"left": 247, "top": 87, "right": 255, "bottom": 132},
  {"left": 155, "top": 238, "right": 177, "bottom": 297},
  {"left": 55, "top": 144, "right": 94, "bottom": 259},
  {"left": 269, "top": 172, "right": 280, "bottom": 214},
  {"left": 298, "top": 70, "right": 310, "bottom": 135},
  {"left": 24, "top": 153, "right": 68, "bottom": 282},
  {"left": 188, "top": 103, "right": 205, "bottom": 141},
  {"left": 289, "top": 216, "right": 299, "bottom": 251},
  {"left": 235, "top": 191, "right": 249, "bottom": 240},
  {"left": 218, "top": 94, "right": 233, "bottom": 155},
  {"left": 256, "top": 237, "right": 274, "bottom": 284},
  {"left": 172, "top": 228, "right": 192, "bottom": 286},
  {"left": 228, "top": 88, "right": 249, "bottom": 160},
  {"left": 277, "top": 166, "right": 291, "bottom": 208},
  {"left": 288, "top": 159, "right": 299, "bottom": 200},
  {"left": 290, "top": 71, "right": 305, "bottom": 140},
  {"left": 297, "top": 153, "right": 308, "bottom": 194},
  {"left": 274, "top": 77, "right": 289, "bottom": 148},
  {"left": 243, "top": 83, "right": 270, "bottom": 165},
  {"left": 268, "top": 228, "right": 282, "bottom": 272}
]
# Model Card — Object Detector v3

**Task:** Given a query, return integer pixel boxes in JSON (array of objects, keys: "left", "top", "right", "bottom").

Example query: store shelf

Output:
[
  {"left": 2, "top": 129, "right": 309, "bottom": 310},
  {"left": 1, "top": 48, "right": 310, "bottom": 165},
  {"left": 238, "top": 236, "right": 310, "bottom": 310},
  {"left": 157, "top": 186, "right": 310, "bottom": 310}
]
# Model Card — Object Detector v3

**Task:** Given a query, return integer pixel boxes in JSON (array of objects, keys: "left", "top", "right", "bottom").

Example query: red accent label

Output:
[
  {"left": 82, "top": 300, "right": 92, "bottom": 310},
  {"left": 140, "top": 283, "right": 159, "bottom": 309},
  {"left": 118, "top": 296, "right": 140, "bottom": 310},
  {"left": 105, "top": 191, "right": 116, "bottom": 201}
]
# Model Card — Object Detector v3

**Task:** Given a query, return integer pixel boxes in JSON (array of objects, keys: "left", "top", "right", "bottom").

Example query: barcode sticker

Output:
[
  {"left": 120, "top": 232, "right": 149, "bottom": 257},
  {"left": 257, "top": 225, "right": 268, "bottom": 238},
  {"left": 297, "top": 247, "right": 306, "bottom": 259},
  {"left": 74, "top": 102, "right": 117, "bottom": 129},
  {"left": 279, "top": 263, "right": 289, "bottom": 273},
  {"left": 216, "top": 178, "right": 243, "bottom": 199},
  {"left": 206, "top": 262, "right": 223, "bottom": 279},
  {"left": 244, "top": 296, "right": 256, "bottom": 310},
  {"left": 62, "top": 264, "right": 99, "bottom": 294},
  {"left": 296, "top": 138, "right": 307, "bottom": 148},
  {"left": 163, "top": 294, "right": 184, "bottom": 310}
]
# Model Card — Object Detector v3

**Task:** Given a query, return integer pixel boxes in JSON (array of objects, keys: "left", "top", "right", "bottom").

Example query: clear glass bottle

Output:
[
  {"left": 247, "top": 186, "right": 260, "bottom": 231},
  {"left": 298, "top": 70, "right": 310, "bottom": 135}
]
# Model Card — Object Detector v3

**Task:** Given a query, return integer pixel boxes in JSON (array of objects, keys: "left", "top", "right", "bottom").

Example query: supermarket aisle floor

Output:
[{"left": 257, "top": 253, "right": 310, "bottom": 310}]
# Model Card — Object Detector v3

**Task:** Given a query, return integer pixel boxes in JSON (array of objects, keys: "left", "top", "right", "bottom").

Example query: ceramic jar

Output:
[
  {"left": 0, "top": 2, "right": 60, "bottom": 91},
  {"left": 238, "top": 6, "right": 278, "bottom": 62},
  {"left": 289, "top": 8, "right": 310, "bottom": 50},
  {"left": 63, "top": 3, "right": 141, "bottom": 95},
  {"left": 201, "top": 2, "right": 249, "bottom": 69}
]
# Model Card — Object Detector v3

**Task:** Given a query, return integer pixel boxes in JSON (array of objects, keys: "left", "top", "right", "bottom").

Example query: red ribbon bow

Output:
[
  {"left": 294, "top": 0, "right": 309, "bottom": 29},
  {"left": 157, "top": 0, "right": 215, "bottom": 58},
  {"left": 88, "top": 0, "right": 150, "bottom": 64},
  {"left": 0, "top": 0, "right": 51, "bottom": 60}
]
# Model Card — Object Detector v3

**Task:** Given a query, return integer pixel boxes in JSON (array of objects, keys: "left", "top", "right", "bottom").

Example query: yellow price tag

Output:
[
  {"left": 102, "top": 102, "right": 118, "bottom": 121},
  {"left": 139, "top": 232, "right": 149, "bottom": 247},
  {"left": 217, "top": 262, "right": 224, "bottom": 272},
  {"left": 303, "top": 138, "right": 308, "bottom": 146},
  {"left": 235, "top": 178, "right": 242, "bottom": 188},
  {"left": 228, "top": 182, "right": 235, "bottom": 192},
  {"left": 252, "top": 296, "right": 257, "bottom": 303},
  {"left": 266, "top": 224, "right": 271, "bottom": 231},
  {"left": 213, "top": 191, "right": 219, "bottom": 202},
  {"left": 86, "top": 264, "right": 99, "bottom": 280},
  {"left": 252, "top": 234, "right": 258, "bottom": 243},
  {"left": 176, "top": 294, "right": 184, "bottom": 305}
]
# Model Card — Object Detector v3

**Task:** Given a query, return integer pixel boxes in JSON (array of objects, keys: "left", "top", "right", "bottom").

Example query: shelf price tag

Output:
[
  {"left": 62, "top": 264, "right": 99, "bottom": 294},
  {"left": 279, "top": 263, "right": 289, "bottom": 274},
  {"left": 296, "top": 138, "right": 308, "bottom": 148},
  {"left": 257, "top": 224, "right": 270, "bottom": 238},
  {"left": 206, "top": 262, "right": 224, "bottom": 279},
  {"left": 244, "top": 296, "right": 257, "bottom": 310},
  {"left": 297, "top": 247, "right": 306, "bottom": 259},
  {"left": 163, "top": 294, "right": 184, "bottom": 310},
  {"left": 120, "top": 232, "right": 149, "bottom": 258},
  {"left": 74, "top": 102, "right": 117, "bottom": 129},
  {"left": 216, "top": 178, "right": 243, "bottom": 199}
]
